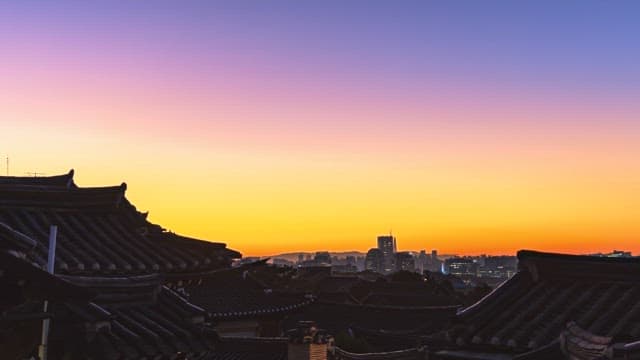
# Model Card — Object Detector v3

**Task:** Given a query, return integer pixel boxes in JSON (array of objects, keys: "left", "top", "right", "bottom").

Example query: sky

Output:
[{"left": 1, "top": 1, "right": 639, "bottom": 256}]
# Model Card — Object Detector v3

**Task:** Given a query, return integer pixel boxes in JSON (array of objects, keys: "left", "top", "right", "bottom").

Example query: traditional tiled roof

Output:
[
  {"left": 53, "top": 276, "right": 214, "bottom": 360},
  {"left": 186, "top": 266, "right": 314, "bottom": 320},
  {"left": 0, "top": 224, "right": 93, "bottom": 313},
  {"left": 207, "top": 337, "right": 288, "bottom": 360},
  {"left": 331, "top": 346, "right": 427, "bottom": 360},
  {"left": 289, "top": 273, "right": 463, "bottom": 308},
  {"left": 447, "top": 250, "right": 640, "bottom": 355},
  {"left": 201, "top": 340, "right": 429, "bottom": 360},
  {"left": 288, "top": 301, "right": 458, "bottom": 333},
  {"left": 360, "top": 281, "right": 460, "bottom": 307},
  {"left": 610, "top": 340, "right": 640, "bottom": 359},
  {"left": 0, "top": 170, "right": 240, "bottom": 276},
  {"left": 0, "top": 170, "right": 75, "bottom": 187},
  {"left": 433, "top": 349, "right": 515, "bottom": 360},
  {"left": 559, "top": 322, "right": 610, "bottom": 360},
  {"left": 0, "top": 221, "right": 37, "bottom": 253},
  {"left": 0, "top": 251, "right": 92, "bottom": 308},
  {"left": 557, "top": 321, "right": 640, "bottom": 360},
  {"left": 0, "top": 250, "right": 91, "bottom": 360},
  {"left": 285, "top": 301, "right": 458, "bottom": 352},
  {"left": 0, "top": 228, "right": 93, "bottom": 360},
  {"left": 0, "top": 171, "right": 244, "bottom": 359}
]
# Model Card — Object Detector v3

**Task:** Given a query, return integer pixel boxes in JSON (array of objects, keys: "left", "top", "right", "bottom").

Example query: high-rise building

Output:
[
  {"left": 377, "top": 235, "right": 397, "bottom": 253},
  {"left": 395, "top": 252, "right": 415, "bottom": 272},
  {"left": 365, "top": 248, "right": 384, "bottom": 273},
  {"left": 417, "top": 250, "right": 427, "bottom": 273},
  {"left": 377, "top": 235, "right": 397, "bottom": 273},
  {"left": 422, "top": 249, "right": 442, "bottom": 273}
]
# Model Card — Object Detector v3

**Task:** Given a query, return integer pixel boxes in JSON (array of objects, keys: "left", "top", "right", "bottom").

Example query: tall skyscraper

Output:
[
  {"left": 377, "top": 235, "right": 397, "bottom": 273},
  {"left": 417, "top": 250, "right": 427, "bottom": 274},
  {"left": 365, "top": 248, "right": 384, "bottom": 273}
]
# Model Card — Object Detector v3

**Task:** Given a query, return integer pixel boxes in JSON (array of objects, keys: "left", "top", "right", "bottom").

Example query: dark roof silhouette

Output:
[
  {"left": 0, "top": 170, "right": 242, "bottom": 359},
  {"left": 285, "top": 301, "right": 458, "bottom": 352},
  {"left": 0, "top": 169, "right": 75, "bottom": 187},
  {"left": 443, "top": 250, "right": 640, "bottom": 357},
  {"left": 0, "top": 224, "right": 91, "bottom": 359},
  {"left": 56, "top": 277, "right": 213, "bottom": 359},
  {"left": 208, "top": 337, "right": 288, "bottom": 360},
  {"left": 0, "top": 170, "right": 240, "bottom": 276},
  {"left": 186, "top": 266, "right": 314, "bottom": 320},
  {"left": 331, "top": 346, "right": 427, "bottom": 359}
]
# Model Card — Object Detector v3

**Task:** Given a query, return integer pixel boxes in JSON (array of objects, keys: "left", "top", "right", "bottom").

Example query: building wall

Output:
[{"left": 377, "top": 236, "right": 397, "bottom": 274}]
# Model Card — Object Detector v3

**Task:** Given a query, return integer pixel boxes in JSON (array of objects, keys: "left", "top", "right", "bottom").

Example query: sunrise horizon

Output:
[{"left": 2, "top": 1, "right": 639, "bottom": 258}]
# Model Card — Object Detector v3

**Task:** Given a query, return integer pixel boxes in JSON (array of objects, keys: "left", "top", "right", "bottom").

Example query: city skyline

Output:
[
  {"left": 2, "top": 1, "right": 640, "bottom": 256},
  {"left": 254, "top": 235, "right": 635, "bottom": 259}
]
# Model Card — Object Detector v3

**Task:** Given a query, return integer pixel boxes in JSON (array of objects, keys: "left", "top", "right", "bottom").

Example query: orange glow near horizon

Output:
[
  {"left": 2, "top": 120, "right": 639, "bottom": 257},
  {"left": 2, "top": 2, "right": 640, "bottom": 257}
]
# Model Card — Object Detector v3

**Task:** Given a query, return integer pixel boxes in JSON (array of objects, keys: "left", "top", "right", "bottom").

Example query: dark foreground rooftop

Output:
[
  {"left": 0, "top": 170, "right": 240, "bottom": 277},
  {"left": 439, "top": 250, "right": 640, "bottom": 359}
]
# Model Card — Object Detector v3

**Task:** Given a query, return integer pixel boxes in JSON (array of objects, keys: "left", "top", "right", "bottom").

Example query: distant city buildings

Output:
[
  {"left": 416, "top": 249, "right": 443, "bottom": 273},
  {"left": 272, "top": 246, "right": 637, "bottom": 291},
  {"left": 329, "top": 255, "right": 359, "bottom": 273},
  {"left": 272, "top": 258, "right": 295, "bottom": 267},
  {"left": 263, "top": 240, "right": 638, "bottom": 295},
  {"left": 290, "top": 251, "right": 333, "bottom": 268},
  {"left": 264, "top": 245, "right": 633, "bottom": 296},
  {"left": 314, "top": 251, "right": 332, "bottom": 265},
  {"left": 477, "top": 255, "right": 517, "bottom": 279},
  {"left": 443, "top": 255, "right": 517, "bottom": 287},
  {"left": 444, "top": 257, "right": 478, "bottom": 277},
  {"left": 589, "top": 250, "right": 633, "bottom": 258},
  {"left": 365, "top": 248, "right": 384, "bottom": 273},
  {"left": 395, "top": 251, "right": 415, "bottom": 272},
  {"left": 417, "top": 250, "right": 427, "bottom": 273},
  {"left": 377, "top": 235, "right": 397, "bottom": 273}
]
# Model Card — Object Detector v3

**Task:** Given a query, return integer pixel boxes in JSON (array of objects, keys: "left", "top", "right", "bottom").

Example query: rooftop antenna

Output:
[
  {"left": 5, "top": 156, "right": 8, "bottom": 176},
  {"left": 26, "top": 171, "right": 46, "bottom": 177}
]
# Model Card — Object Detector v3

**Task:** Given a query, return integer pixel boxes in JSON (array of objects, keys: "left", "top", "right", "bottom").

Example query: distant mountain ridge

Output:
[{"left": 265, "top": 251, "right": 366, "bottom": 262}]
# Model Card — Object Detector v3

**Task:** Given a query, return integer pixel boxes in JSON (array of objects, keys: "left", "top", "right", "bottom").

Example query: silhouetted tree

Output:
[
  {"left": 463, "top": 282, "right": 492, "bottom": 306},
  {"left": 388, "top": 270, "right": 423, "bottom": 282}
]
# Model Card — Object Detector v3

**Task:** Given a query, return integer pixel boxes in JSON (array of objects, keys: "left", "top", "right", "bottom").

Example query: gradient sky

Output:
[{"left": 1, "top": 1, "right": 639, "bottom": 256}]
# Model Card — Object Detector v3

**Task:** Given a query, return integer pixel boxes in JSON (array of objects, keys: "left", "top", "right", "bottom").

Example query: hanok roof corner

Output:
[
  {"left": 0, "top": 170, "right": 240, "bottom": 277},
  {"left": 440, "top": 250, "right": 640, "bottom": 359}
]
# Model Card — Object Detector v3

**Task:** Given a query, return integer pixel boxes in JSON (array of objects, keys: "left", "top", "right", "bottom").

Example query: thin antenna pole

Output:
[
  {"left": 38, "top": 225, "right": 57, "bottom": 360},
  {"left": 6, "top": 156, "right": 8, "bottom": 176}
]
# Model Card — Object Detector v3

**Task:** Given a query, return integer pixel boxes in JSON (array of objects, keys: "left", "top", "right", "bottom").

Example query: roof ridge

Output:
[
  {"left": 0, "top": 169, "right": 75, "bottom": 187},
  {"left": 317, "top": 299, "right": 461, "bottom": 311},
  {"left": 0, "top": 221, "right": 38, "bottom": 250},
  {"left": 518, "top": 249, "right": 639, "bottom": 264},
  {"left": 333, "top": 346, "right": 425, "bottom": 359}
]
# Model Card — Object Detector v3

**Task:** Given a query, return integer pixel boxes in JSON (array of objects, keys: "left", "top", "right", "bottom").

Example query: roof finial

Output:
[{"left": 66, "top": 169, "right": 75, "bottom": 188}]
